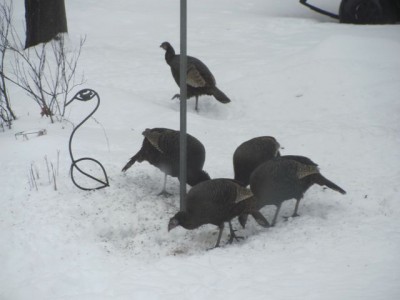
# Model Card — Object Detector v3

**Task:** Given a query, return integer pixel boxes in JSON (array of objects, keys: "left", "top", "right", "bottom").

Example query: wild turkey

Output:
[
  {"left": 233, "top": 136, "right": 281, "bottom": 186},
  {"left": 160, "top": 41, "right": 231, "bottom": 111},
  {"left": 249, "top": 155, "right": 346, "bottom": 226},
  {"left": 122, "top": 128, "right": 210, "bottom": 195},
  {"left": 168, "top": 178, "right": 269, "bottom": 248}
]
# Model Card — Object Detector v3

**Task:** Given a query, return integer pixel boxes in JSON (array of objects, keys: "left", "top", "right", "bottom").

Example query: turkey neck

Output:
[
  {"left": 178, "top": 212, "right": 199, "bottom": 230},
  {"left": 165, "top": 45, "right": 176, "bottom": 65}
]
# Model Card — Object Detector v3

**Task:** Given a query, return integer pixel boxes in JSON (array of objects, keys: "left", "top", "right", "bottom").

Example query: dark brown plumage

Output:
[
  {"left": 233, "top": 136, "right": 281, "bottom": 187},
  {"left": 122, "top": 128, "right": 210, "bottom": 195},
  {"left": 249, "top": 155, "right": 346, "bottom": 226},
  {"left": 160, "top": 41, "right": 231, "bottom": 111},
  {"left": 168, "top": 178, "right": 269, "bottom": 248}
]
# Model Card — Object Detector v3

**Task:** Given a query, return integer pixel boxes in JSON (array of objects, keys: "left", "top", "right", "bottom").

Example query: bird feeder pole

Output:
[{"left": 179, "top": 0, "right": 188, "bottom": 211}]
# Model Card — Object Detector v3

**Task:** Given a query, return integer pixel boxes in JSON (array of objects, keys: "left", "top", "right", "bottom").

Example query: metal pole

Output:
[{"left": 179, "top": 0, "right": 187, "bottom": 211}]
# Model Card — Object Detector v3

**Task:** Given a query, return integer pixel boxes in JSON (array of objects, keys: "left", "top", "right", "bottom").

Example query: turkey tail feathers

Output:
[
  {"left": 211, "top": 87, "right": 231, "bottom": 104},
  {"left": 317, "top": 174, "right": 346, "bottom": 195},
  {"left": 121, "top": 152, "right": 140, "bottom": 172}
]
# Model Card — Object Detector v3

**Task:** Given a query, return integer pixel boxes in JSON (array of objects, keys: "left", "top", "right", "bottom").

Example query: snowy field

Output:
[{"left": 1, "top": 0, "right": 400, "bottom": 299}]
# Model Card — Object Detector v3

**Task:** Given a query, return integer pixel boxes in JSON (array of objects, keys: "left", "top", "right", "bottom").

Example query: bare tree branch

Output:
[{"left": 0, "top": 1, "right": 16, "bottom": 127}]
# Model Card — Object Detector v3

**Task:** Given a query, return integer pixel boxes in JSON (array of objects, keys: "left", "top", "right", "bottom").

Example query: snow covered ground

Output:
[{"left": 1, "top": 0, "right": 400, "bottom": 299}]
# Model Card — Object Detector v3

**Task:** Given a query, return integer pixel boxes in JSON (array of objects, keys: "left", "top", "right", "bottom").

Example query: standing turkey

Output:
[
  {"left": 168, "top": 178, "right": 269, "bottom": 249},
  {"left": 249, "top": 155, "right": 346, "bottom": 226},
  {"left": 233, "top": 136, "right": 281, "bottom": 186},
  {"left": 160, "top": 41, "right": 231, "bottom": 111},
  {"left": 122, "top": 128, "right": 210, "bottom": 195}
]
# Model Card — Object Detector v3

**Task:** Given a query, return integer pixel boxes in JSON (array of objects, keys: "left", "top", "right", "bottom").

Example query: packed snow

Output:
[{"left": 1, "top": 0, "right": 400, "bottom": 299}]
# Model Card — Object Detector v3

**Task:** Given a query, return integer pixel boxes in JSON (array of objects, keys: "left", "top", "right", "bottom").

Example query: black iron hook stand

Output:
[{"left": 67, "top": 89, "right": 110, "bottom": 191}]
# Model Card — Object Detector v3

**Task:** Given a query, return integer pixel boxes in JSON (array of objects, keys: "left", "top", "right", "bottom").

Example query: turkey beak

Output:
[{"left": 168, "top": 219, "right": 178, "bottom": 232}]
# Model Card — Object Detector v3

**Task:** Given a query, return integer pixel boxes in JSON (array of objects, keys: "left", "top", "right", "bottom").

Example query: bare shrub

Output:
[
  {"left": 0, "top": 1, "right": 16, "bottom": 129},
  {"left": 0, "top": 1, "right": 85, "bottom": 124},
  {"left": 28, "top": 151, "right": 61, "bottom": 191}
]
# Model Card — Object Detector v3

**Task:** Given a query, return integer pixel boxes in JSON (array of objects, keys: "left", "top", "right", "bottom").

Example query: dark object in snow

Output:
[
  {"left": 25, "top": 0, "right": 68, "bottom": 48},
  {"left": 122, "top": 128, "right": 210, "bottom": 195},
  {"left": 168, "top": 178, "right": 269, "bottom": 249},
  {"left": 15, "top": 129, "right": 47, "bottom": 140},
  {"left": 249, "top": 155, "right": 346, "bottom": 227},
  {"left": 233, "top": 136, "right": 281, "bottom": 187},
  {"left": 299, "top": 0, "right": 400, "bottom": 24},
  {"left": 66, "top": 89, "right": 109, "bottom": 191},
  {"left": 160, "top": 42, "right": 231, "bottom": 111}
]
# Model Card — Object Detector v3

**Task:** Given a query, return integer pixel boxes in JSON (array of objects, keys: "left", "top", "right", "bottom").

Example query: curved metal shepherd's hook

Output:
[{"left": 66, "top": 89, "right": 109, "bottom": 190}]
